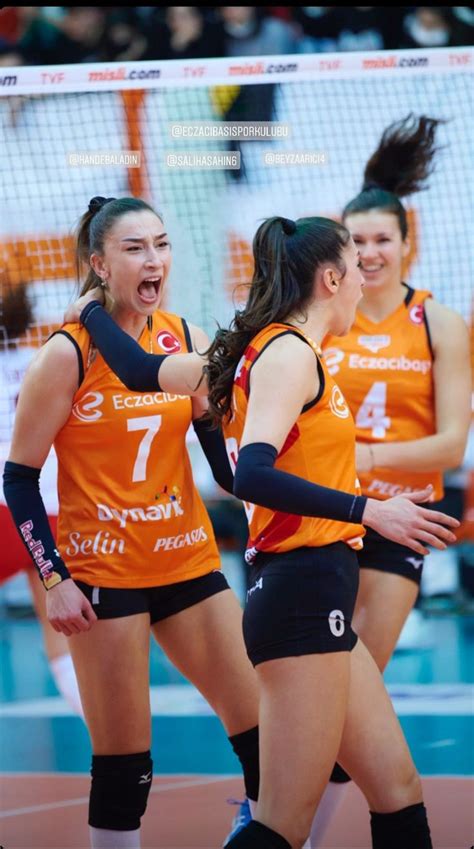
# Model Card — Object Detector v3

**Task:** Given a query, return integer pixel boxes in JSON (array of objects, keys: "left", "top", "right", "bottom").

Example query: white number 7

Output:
[{"left": 127, "top": 415, "right": 162, "bottom": 482}]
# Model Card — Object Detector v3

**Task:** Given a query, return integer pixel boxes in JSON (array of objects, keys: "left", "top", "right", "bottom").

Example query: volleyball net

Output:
[{"left": 1, "top": 47, "right": 472, "bottom": 364}]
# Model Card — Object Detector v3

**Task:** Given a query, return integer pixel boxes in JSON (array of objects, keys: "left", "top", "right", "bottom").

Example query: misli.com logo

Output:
[
  {"left": 362, "top": 54, "right": 429, "bottom": 70},
  {"left": 88, "top": 66, "right": 161, "bottom": 82},
  {"left": 0, "top": 73, "right": 17, "bottom": 86},
  {"left": 228, "top": 60, "right": 298, "bottom": 76}
]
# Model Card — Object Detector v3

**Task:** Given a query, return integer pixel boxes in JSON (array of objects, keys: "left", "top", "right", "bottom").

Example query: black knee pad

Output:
[
  {"left": 370, "top": 802, "right": 432, "bottom": 849},
  {"left": 228, "top": 725, "right": 259, "bottom": 802},
  {"left": 330, "top": 762, "right": 351, "bottom": 783},
  {"left": 89, "top": 750, "right": 153, "bottom": 830},
  {"left": 226, "top": 820, "right": 291, "bottom": 849}
]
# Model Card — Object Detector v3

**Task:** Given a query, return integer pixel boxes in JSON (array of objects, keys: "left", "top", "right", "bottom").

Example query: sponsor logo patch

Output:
[{"left": 358, "top": 334, "right": 391, "bottom": 354}]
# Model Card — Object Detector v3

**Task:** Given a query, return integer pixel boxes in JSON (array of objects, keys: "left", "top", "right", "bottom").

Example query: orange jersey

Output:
[
  {"left": 54, "top": 311, "right": 219, "bottom": 587},
  {"left": 224, "top": 324, "right": 365, "bottom": 561},
  {"left": 323, "top": 286, "right": 443, "bottom": 500}
]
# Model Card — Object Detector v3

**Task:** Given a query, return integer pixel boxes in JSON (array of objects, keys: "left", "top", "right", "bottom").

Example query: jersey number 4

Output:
[{"left": 355, "top": 381, "right": 391, "bottom": 439}]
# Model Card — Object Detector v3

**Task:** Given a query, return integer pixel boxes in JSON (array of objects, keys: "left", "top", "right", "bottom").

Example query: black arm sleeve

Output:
[
  {"left": 80, "top": 301, "right": 167, "bottom": 392},
  {"left": 193, "top": 417, "right": 234, "bottom": 495},
  {"left": 3, "top": 461, "right": 71, "bottom": 590},
  {"left": 234, "top": 442, "right": 367, "bottom": 524}
]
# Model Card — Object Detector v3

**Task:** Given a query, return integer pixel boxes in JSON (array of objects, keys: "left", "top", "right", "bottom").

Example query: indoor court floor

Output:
[{"left": 1, "top": 605, "right": 473, "bottom": 849}]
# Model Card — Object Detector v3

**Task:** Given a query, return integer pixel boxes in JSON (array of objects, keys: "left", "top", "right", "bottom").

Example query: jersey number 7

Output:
[{"left": 127, "top": 415, "right": 162, "bottom": 482}]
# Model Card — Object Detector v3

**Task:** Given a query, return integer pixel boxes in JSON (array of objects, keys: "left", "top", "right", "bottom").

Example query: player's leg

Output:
[
  {"left": 253, "top": 652, "right": 349, "bottom": 848},
  {"left": 309, "top": 541, "right": 419, "bottom": 847},
  {"left": 337, "top": 639, "right": 432, "bottom": 849},
  {"left": 353, "top": 569, "right": 420, "bottom": 674},
  {"left": 151, "top": 573, "right": 260, "bottom": 811},
  {"left": 69, "top": 585, "right": 152, "bottom": 849},
  {"left": 226, "top": 543, "right": 359, "bottom": 849}
]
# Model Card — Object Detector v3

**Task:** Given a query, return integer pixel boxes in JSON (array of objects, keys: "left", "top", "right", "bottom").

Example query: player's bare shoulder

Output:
[
  {"left": 22, "top": 330, "right": 82, "bottom": 399},
  {"left": 424, "top": 298, "right": 469, "bottom": 353},
  {"left": 251, "top": 331, "right": 318, "bottom": 406},
  {"left": 186, "top": 322, "right": 210, "bottom": 351},
  {"left": 259, "top": 331, "right": 316, "bottom": 371}
]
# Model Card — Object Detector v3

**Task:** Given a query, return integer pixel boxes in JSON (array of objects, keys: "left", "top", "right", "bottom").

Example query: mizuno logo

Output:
[
  {"left": 405, "top": 557, "right": 423, "bottom": 569},
  {"left": 247, "top": 577, "right": 263, "bottom": 600},
  {"left": 139, "top": 772, "right": 152, "bottom": 784}
]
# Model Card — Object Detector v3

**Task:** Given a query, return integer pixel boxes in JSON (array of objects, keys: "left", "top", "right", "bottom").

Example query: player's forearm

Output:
[
  {"left": 81, "top": 302, "right": 207, "bottom": 397},
  {"left": 372, "top": 431, "right": 466, "bottom": 473},
  {"left": 234, "top": 442, "right": 367, "bottom": 522},
  {"left": 159, "top": 354, "right": 208, "bottom": 397}
]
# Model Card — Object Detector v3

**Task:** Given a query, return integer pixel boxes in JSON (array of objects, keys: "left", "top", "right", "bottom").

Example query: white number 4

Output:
[
  {"left": 355, "top": 381, "right": 391, "bottom": 439},
  {"left": 127, "top": 415, "right": 162, "bottom": 482}
]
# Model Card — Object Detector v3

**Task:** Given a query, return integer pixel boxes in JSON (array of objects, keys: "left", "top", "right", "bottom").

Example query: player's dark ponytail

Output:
[
  {"left": 342, "top": 114, "right": 443, "bottom": 238},
  {"left": 205, "top": 215, "right": 350, "bottom": 424}
]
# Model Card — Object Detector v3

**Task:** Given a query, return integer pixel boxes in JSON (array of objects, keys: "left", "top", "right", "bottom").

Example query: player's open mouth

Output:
[{"left": 138, "top": 277, "right": 161, "bottom": 303}]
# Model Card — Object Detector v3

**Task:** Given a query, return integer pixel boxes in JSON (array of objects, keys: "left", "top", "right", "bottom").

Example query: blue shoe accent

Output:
[{"left": 223, "top": 797, "right": 252, "bottom": 845}]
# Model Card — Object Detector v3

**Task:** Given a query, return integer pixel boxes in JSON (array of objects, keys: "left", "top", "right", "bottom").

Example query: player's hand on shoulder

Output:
[{"left": 63, "top": 287, "right": 104, "bottom": 324}]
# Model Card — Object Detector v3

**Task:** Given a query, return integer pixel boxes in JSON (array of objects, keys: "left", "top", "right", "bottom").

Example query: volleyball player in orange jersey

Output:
[
  {"left": 3, "top": 196, "right": 260, "bottom": 849},
  {"left": 309, "top": 116, "right": 471, "bottom": 848},
  {"left": 203, "top": 215, "right": 459, "bottom": 849}
]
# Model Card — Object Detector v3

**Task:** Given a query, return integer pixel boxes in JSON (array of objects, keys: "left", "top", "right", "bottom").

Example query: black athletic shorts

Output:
[
  {"left": 75, "top": 570, "right": 229, "bottom": 624},
  {"left": 243, "top": 542, "right": 359, "bottom": 667},
  {"left": 358, "top": 527, "right": 424, "bottom": 585}
]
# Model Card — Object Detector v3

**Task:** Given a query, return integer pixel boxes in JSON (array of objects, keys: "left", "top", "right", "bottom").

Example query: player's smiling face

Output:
[
  {"left": 97, "top": 210, "right": 172, "bottom": 315},
  {"left": 345, "top": 211, "right": 409, "bottom": 292}
]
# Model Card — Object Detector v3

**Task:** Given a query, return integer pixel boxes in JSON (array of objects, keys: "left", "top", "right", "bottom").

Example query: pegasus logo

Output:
[
  {"left": 139, "top": 772, "right": 152, "bottom": 784},
  {"left": 406, "top": 556, "right": 423, "bottom": 570}
]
